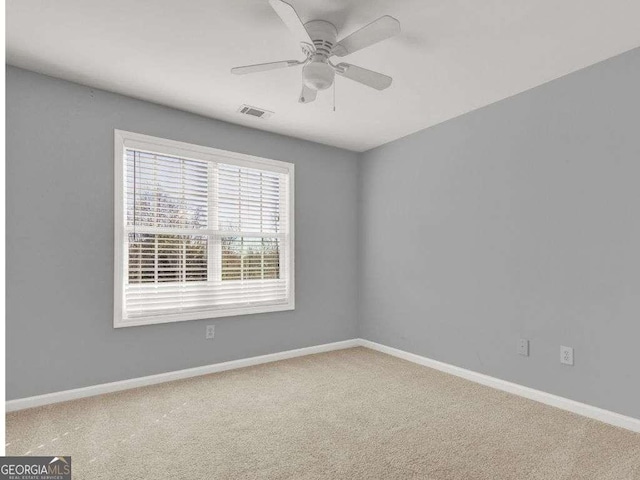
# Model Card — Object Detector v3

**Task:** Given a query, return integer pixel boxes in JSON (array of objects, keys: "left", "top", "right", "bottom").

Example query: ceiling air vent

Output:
[{"left": 237, "top": 104, "right": 274, "bottom": 119}]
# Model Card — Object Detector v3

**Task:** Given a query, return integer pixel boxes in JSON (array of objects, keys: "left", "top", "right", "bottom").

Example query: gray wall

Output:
[
  {"left": 359, "top": 48, "right": 640, "bottom": 419},
  {"left": 6, "top": 66, "right": 359, "bottom": 400}
]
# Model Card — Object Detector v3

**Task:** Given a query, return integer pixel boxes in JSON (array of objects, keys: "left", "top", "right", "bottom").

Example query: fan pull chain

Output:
[{"left": 333, "top": 78, "right": 336, "bottom": 112}]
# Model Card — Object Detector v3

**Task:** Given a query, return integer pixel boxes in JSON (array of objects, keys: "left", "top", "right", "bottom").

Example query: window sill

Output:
[{"left": 114, "top": 300, "right": 295, "bottom": 328}]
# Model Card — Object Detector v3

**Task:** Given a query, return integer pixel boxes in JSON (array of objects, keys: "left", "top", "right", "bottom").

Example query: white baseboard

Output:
[
  {"left": 7, "top": 337, "right": 640, "bottom": 434},
  {"left": 5, "top": 339, "right": 359, "bottom": 413},
  {"left": 359, "top": 339, "right": 640, "bottom": 434}
]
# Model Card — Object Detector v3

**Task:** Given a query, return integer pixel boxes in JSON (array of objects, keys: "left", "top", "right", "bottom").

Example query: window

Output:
[{"left": 114, "top": 131, "right": 294, "bottom": 327}]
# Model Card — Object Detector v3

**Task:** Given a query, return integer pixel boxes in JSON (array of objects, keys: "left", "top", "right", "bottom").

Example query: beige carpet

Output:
[{"left": 6, "top": 347, "right": 640, "bottom": 479}]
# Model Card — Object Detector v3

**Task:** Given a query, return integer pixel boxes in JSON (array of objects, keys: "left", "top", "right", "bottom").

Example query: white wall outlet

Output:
[
  {"left": 206, "top": 325, "right": 215, "bottom": 340},
  {"left": 517, "top": 339, "right": 529, "bottom": 356},
  {"left": 560, "top": 345, "right": 574, "bottom": 365}
]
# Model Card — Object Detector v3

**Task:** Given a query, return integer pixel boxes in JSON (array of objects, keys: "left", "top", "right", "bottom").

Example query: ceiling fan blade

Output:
[
  {"left": 299, "top": 84, "right": 317, "bottom": 103},
  {"left": 269, "top": 0, "right": 313, "bottom": 45},
  {"left": 231, "top": 60, "right": 301, "bottom": 75},
  {"left": 333, "top": 16, "right": 400, "bottom": 57},
  {"left": 335, "top": 63, "right": 392, "bottom": 90}
]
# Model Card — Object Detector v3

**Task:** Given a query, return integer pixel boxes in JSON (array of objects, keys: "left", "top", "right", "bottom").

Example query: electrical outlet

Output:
[
  {"left": 206, "top": 325, "right": 215, "bottom": 340},
  {"left": 517, "top": 339, "right": 529, "bottom": 356},
  {"left": 560, "top": 345, "right": 574, "bottom": 366}
]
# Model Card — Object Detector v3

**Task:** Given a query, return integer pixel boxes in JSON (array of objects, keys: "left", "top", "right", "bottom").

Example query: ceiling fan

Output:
[{"left": 231, "top": 0, "right": 400, "bottom": 104}]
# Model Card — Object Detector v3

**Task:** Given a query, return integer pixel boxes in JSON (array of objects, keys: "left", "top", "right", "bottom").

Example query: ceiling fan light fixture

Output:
[{"left": 302, "top": 61, "right": 335, "bottom": 90}]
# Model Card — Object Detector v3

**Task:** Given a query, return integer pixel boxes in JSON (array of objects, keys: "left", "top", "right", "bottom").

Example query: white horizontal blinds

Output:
[
  {"left": 126, "top": 150, "right": 209, "bottom": 230},
  {"left": 125, "top": 150, "right": 209, "bottom": 288},
  {"left": 123, "top": 148, "right": 290, "bottom": 320},
  {"left": 214, "top": 163, "right": 289, "bottom": 306},
  {"left": 217, "top": 164, "right": 284, "bottom": 234},
  {"left": 221, "top": 237, "right": 281, "bottom": 281},
  {"left": 127, "top": 234, "right": 208, "bottom": 284}
]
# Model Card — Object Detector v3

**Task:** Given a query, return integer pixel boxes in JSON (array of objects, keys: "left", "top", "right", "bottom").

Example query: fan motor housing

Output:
[
  {"left": 304, "top": 20, "right": 338, "bottom": 56},
  {"left": 302, "top": 20, "right": 337, "bottom": 90}
]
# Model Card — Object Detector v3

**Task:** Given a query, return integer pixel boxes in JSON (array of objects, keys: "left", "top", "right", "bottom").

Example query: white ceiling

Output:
[{"left": 6, "top": 0, "right": 640, "bottom": 152}]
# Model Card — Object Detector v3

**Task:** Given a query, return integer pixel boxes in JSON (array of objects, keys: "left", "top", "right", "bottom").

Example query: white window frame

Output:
[{"left": 114, "top": 130, "right": 295, "bottom": 328}]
